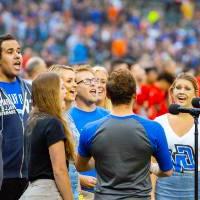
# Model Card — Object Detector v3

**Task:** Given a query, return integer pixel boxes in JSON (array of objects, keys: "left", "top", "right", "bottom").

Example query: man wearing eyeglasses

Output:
[{"left": 69, "top": 65, "right": 109, "bottom": 200}]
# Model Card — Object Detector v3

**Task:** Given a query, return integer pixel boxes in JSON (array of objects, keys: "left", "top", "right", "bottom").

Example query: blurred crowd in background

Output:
[
  {"left": 1, "top": 0, "right": 200, "bottom": 119},
  {"left": 0, "top": 0, "right": 200, "bottom": 70}
]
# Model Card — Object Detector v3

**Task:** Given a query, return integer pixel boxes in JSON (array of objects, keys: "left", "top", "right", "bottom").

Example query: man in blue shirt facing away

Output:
[
  {"left": 0, "top": 34, "right": 32, "bottom": 200},
  {"left": 76, "top": 68, "right": 173, "bottom": 200}
]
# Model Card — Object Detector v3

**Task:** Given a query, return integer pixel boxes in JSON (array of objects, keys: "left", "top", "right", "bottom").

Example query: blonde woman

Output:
[
  {"left": 93, "top": 66, "right": 112, "bottom": 111},
  {"left": 20, "top": 72, "right": 74, "bottom": 200},
  {"left": 154, "top": 73, "right": 200, "bottom": 200},
  {"left": 49, "top": 65, "right": 80, "bottom": 200}
]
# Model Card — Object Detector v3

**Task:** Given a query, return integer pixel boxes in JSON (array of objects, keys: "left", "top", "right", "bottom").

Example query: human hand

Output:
[{"left": 80, "top": 175, "right": 97, "bottom": 188}]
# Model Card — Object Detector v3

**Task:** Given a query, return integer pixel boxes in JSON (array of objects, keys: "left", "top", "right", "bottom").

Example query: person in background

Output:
[
  {"left": 93, "top": 65, "right": 112, "bottom": 110},
  {"left": 0, "top": 34, "right": 32, "bottom": 200},
  {"left": 69, "top": 65, "right": 109, "bottom": 200},
  {"left": 109, "top": 58, "right": 132, "bottom": 73},
  {"left": 161, "top": 59, "right": 177, "bottom": 76},
  {"left": 154, "top": 73, "right": 200, "bottom": 200},
  {"left": 20, "top": 72, "right": 74, "bottom": 200},
  {"left": 49, "top": 64, "right": 80, "bottom": 200},
  {"left": 25, "top": 56, "right": 47, "bottom": 84},
  {"left": 145, "top": 67, "right": 159, "bottom": 85},
  {"left": 145, "top": 72, "right": 175, "bottom": 119},
  {"left": 76, "top": 68, "right": 173, "bottom": 200},
  {"left": 130, "top": 63, "right": 148, "bottom": 116}
]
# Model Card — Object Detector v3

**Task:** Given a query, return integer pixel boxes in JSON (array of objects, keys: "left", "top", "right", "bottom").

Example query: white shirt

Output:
[{"left": 155, "top": 114, "right": 200, "bottom": 172}]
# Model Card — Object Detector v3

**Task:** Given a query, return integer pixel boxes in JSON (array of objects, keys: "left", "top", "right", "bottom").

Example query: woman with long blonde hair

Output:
[{"left": 20, "top": 72, "right": 74, "bottom": 200}]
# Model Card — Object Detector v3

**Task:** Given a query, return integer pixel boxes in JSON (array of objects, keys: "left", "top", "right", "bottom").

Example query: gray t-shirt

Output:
[{"left": 79, "top": 114, "right": 172, "bottom": 200}]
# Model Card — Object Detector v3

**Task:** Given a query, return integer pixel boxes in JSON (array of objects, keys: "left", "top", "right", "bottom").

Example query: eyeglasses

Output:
[{"left": 77, "top": 78, "right": 99, "bottom": 85}]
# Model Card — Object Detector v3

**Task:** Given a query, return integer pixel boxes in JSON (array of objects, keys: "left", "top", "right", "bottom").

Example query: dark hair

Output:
[
  {"left": 110, "top": 58, "right": 134, "bottom": 73},
  {"left": 0, "top": 34, "right": 16, "bottom": 58},
  {"left": 145, "top": 67, "right": 158, "bottom": 74},
  {"left": 157, "top": 72, "right": 175, "bottom": 85},
  {"left": 106, "top": 68, "right": 136, "bottom": 105}
]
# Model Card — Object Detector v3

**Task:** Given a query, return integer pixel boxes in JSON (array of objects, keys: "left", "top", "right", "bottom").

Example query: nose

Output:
[
  {"left": 73, "top": 80, "right": 77, "bottom": 88},
  {"left": 90, "top": 80, "right": 96, "bottom": 86},
  {"left": 14, "top": 51, "right": 21, "bottom": 59},
  {"left": 179, "top": 88, "right": 186, "bottom": 93},
  {"left": 97, "top": 82, "right": 103, "bottom": 88}
]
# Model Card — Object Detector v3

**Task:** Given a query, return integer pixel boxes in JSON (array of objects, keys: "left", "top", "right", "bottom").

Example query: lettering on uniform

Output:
[{"left": 170, "top": 144, "right": 195, "bottom": 172}]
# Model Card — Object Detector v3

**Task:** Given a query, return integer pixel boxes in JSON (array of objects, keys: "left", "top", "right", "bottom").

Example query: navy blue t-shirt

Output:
[{"left": 26, "top": 115, "right": 66, "bottom": 182}]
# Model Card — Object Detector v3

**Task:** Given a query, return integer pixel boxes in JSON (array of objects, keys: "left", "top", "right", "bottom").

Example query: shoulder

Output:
[
  {"left": 37, "top": 114, "right": 62, "bottom": 127},
  {"left": 46, "top": 115, "right": 63, "bottom": 127},
  {"left": 96, "top": 106, "right": 110, "bottom": 114},
  {"left": 82, "top": 115, "right": 110, "bottom": 136},
  {"left": 69, "top": 106, "right": 79, "bottom": 115},
  {"left": 154, "top": 113, "right": 168, "bottom": 120},
  {"left": 133, "top": 114, "right": 162, "bottom": 128},
  {"left": 85, "top": 115, "right": 109, "bottom": 128},
  {"left": 133, "top": 114, "right": 165, "bottom": 137},
  {"left": 154, "top": 113, "right": 168, "bottom": 124},
  {"left": 133, "top": 116, "right": 168, "bottom": 150},
  {"left": 79, "top": 115, "right": 110, "bottom": 148},
  {"left": 18, "top": 77, "right": 32, "bottom": 92},
  {"left": 40, "top": 115, "right": 65, "bottom": 138}
]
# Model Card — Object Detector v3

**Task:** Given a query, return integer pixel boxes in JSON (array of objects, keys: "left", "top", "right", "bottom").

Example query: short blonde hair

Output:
[
  {"left": 73, "top": 64, "right": 94, "bottom": 75},
  {"left": 93, "top": 65, "right": 108, "bottom": 75}
]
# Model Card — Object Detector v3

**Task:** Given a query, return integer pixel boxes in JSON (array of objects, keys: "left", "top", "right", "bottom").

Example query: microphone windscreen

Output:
[
  {"left": 168, "top": 104, "right": 180, "bottom": 115},
  {"left": 192, "top": 97, "right": 200, "bottom": 108}
]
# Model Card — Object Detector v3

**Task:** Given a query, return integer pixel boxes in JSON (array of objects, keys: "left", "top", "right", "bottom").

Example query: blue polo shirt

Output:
[{"left": 69, "top": 106, "right": 109, "bottom": 191}]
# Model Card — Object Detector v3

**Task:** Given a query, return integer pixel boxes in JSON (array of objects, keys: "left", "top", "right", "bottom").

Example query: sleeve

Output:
[
  {"left": 78, "top": 117, "right": 108, "bottom": 158},
  {"left": 46, "top": 118, "right": 66, "bottom": 147},
  {"left": 78, "top": 126, "right": 91, "bottom": 158},
  {"left": 152, "top": 123, "right": 173, "bottom": 172}
]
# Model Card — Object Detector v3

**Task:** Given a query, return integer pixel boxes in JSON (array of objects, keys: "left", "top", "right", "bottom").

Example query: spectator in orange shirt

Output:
[
  {"left": 107, "top": 5, "right": 120, "bottom": 23},
  {"left": 111, "top": 38, "right": 127, "bottom": 58}
]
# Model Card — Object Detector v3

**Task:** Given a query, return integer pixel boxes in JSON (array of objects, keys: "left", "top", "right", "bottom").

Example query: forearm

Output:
[
  {"left": 76, "top": 157, "right": 95, "bottom": 172},
  {"left": 150, "top": 163, "right": 173, "bottom": 177},
  {"left": 150, "top": 173, "right": 157, "bottom": 200},
  {"left": 54, "top": 170, "right": 73, "bottom": 200},
  {"left": 84, "top": 157, "right": 95, "bottom": 171}
]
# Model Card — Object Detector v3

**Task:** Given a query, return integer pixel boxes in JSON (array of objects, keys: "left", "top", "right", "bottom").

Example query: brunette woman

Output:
[{"left": 20, "top": 72, "right": 74, "bottom": 200}]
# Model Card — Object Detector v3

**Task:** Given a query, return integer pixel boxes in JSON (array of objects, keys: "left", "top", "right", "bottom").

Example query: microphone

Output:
[
  {"left": 168, "top": 104, "right": 200, "bottom": 116},
  {"left": 192, "top": 97, "right": 200, "bottom": 108}
]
